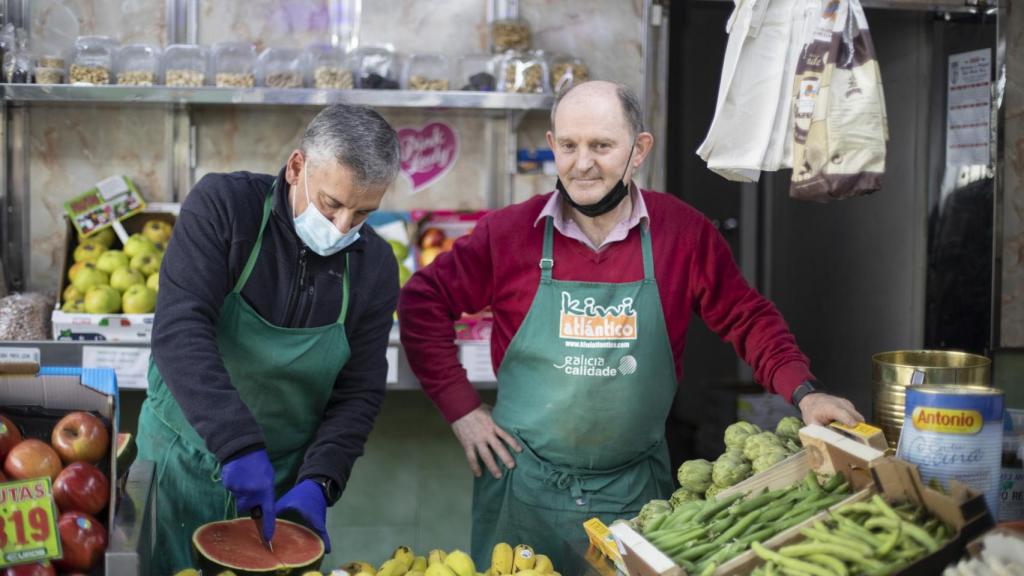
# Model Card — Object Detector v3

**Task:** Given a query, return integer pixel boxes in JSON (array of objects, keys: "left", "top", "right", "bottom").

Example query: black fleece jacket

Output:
[{"left": 151, "top": 167, "right": 398, "bottom": 495}]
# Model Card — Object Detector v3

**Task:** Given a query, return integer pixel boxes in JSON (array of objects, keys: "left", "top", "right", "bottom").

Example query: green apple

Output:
[
  {"left": 96, "top": 250, "right": 130, "bottom": 274},
  {"left": 71, "top": 267, "right": 109, "bottom": 294},
  {"left": 62, "top": 284, "right": 83, "bottom": 304},
  {"left": 130, "top": 251, "right": 163, "bottom": 277},
  {"left": 387, "top": 239, "right": 409, "bottom": 261},
  {"left": 63, "top": 298, "right": 85, "bottom": 313},
  {"left": 123, "top": 234, "right": 158, "bottom": 259},
  {"left": 79, "top": 227, "right": 115, "bottom": 248},
  {"left": 142, "top": 219, "right": 173, "bottom": 245},
  {"left": 84, "top": 285, "right": 121, "bottom": 314},
  {"left": 68, "top": 261, "right": 96, "bottom": 283},
  {"left": 146, "top": 272, "right": 159, "bottom": 293},
  {"left": 73, "top": 240, "right": 107, "bottom": 263},
  {"left": 110, "top": 267, "right": 145, "bottom": 293},
  {"left": 122, "top": 284, "right": 157, "bottom": 314}
]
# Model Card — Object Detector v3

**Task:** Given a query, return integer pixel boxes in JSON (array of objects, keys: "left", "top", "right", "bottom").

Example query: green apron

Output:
[
  {"left": 137, "top": 188, "right": 351, "bottom": 575},
  {"left": 473, "top": 218, "right": 677, "bottom": 569}
]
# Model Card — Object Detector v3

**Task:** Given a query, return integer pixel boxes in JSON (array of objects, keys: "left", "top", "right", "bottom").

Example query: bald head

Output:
[{"left": 550, "top": 81, "right": 644, "bottom": 139}]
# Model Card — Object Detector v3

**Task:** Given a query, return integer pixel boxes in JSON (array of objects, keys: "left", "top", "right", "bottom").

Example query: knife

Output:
[{"left": 249, "top": 505, "right": 274, "bottom": 552}]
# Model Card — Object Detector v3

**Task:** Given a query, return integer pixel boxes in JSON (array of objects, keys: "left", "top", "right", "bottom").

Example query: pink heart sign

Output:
[{"left": 398, "top": 121, "right": 459, "bottom": 193}]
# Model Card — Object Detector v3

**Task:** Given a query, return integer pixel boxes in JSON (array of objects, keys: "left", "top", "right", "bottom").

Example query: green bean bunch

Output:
[
  {"left": 750, "top": 494, "right": 952, "bottom": 576},
  {"left": 641, "top": 471, "right": 850, "bottom": 575}
]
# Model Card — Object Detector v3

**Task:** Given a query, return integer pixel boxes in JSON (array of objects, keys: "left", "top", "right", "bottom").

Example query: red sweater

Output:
[{"left": 398, "top": 190, "right": 814, "bottom": 423}]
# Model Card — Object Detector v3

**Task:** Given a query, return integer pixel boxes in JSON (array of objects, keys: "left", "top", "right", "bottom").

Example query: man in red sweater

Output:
[{"left": 398, "top": 81, "right": 862, "bottom": 568}]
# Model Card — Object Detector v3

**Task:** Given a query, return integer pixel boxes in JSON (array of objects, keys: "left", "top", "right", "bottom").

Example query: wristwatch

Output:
[
  {"left": 307, "top": 476, "right": 342, "bottom": 506},
  {"left": 790, "top": 380, "right": 822, "bottom": 409}
]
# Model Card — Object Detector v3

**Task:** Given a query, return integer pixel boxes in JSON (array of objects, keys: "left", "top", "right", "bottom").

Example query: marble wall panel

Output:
[
  {"left": 27, "top": 106, "right": 171, "bottom": 292},
  {"left": 30, "top": 0, "right": 166, "bottom": 54},
  {"left": 1002, "top": 2, "right": 1024, "bottom": 347}
]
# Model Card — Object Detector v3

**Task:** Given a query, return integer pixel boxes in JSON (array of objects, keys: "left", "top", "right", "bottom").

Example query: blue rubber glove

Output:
[
  {"left": 275, "top": 479, "right": 330, "bottom": 553},
  {"left": 221, "top": 449, "right": 276, "bottom": 543}
]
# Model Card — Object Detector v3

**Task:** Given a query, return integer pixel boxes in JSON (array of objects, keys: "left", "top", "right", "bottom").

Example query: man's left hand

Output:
[
  {"left": 798, "top": 392, "right": 864, "bottom": 427},
  {"left": 275, "top": 479, "right": 331, "bottom": 553}
]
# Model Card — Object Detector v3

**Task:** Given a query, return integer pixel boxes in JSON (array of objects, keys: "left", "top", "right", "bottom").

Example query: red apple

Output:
[
  {"left": 3, "top": 561, "right": 56, "bottom": 576},
  {"left": 54, "top": 512, "right": 106, "bottom": 571},
  {"left": 51, "top": 412, "right": 109, "bottom": 465},
  {"left": 419, "top": 227, "right": 446, "bottom": 249},
  {"left": 53, "top": 462, "right": 109, "bottom": 516},
  {"left": 0, "top": 470, "right": 6, "bottom": 482},
  {"left": 0, "top": 414, "right": 23, "bottom": 459},
  {"left": 4, "top": 439, "right": 62, "bottom": 481}
]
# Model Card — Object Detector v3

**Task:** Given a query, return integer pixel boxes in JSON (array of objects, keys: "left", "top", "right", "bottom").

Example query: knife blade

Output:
[{"left": 249, "top": 505, "right": 274, "bottom": 552}]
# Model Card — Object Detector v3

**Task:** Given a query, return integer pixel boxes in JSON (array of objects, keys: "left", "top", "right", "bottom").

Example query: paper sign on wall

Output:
[
  {"left": 82, "top": 346, "right": 150, "bottom": 390},
  {"left": 947, "top": 49, "right": 991, "bottom": 167},
  {"left": 398, "top": 122, "right": 459, "bottom": 193}
]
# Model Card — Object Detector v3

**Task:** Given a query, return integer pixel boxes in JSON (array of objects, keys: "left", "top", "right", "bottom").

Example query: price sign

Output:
[
  {"left": 0, "top": 478, "right": 62, "bottom": 566},
  {"left": 63, "top": 175, "right": 146, "bottom": 238}
]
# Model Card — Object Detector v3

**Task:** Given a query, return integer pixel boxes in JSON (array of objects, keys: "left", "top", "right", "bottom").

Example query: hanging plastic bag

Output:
[{"left": 790, "top": 0, "right": 888, "bottom": 201}]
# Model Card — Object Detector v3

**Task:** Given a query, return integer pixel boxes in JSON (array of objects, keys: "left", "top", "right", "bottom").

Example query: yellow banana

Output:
[
  {"left": 393, "top": 546, "right": 416, "bottom": 571},
  {"left": 512, "top": 545, "right": 536, "bottom": 572},
  {"left": 377, "top": 558, "right": 409, "bottom": 576},
  {"left": 444, "top": 549, "right": 477, "bottom": 576},
  {"left": 532, "top": 554, "right": 553, "bottom": 574},
  {"left": 491, "top": 542, "right": 514, "bottom": 574},
  {"left": 343, "top": 562, "right": 377, "bottom": 575},
  {"left": 412, "top": 556, "right": 428, "bottom": 571},
  {"left": 424, "top": 564, "right": 457, "bottom": 576},
  {"left": 428, "top": 549, "right": 448, "bottom": 566}
]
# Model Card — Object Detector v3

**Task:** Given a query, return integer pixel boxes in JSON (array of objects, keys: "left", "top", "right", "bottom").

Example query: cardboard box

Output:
[
  {"left": 613, "top": 426, "right": 886, "bottom": 575},
  {"left": 53, "top": 204, "right": 179, "bottom": 342},
  {"left": 0, "top": 363, "right": 119, "bottom": 567}
]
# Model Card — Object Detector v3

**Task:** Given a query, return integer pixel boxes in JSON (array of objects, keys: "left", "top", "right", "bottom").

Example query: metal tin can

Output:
[
  {"left": 897, "top": 385, "right": 1004, "bottom": 516},
  {"left": 1001, "top": 409, "right": 1024, "bottom": 522}
]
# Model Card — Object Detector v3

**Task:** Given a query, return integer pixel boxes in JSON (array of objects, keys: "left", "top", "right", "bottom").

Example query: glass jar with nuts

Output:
[
  {"left": 163, "top": 44, "right": 209, "bottom": 87},
  {"left": 115, "top": 43, "right": 161, "bottom": 86},
  {"left": 257, "top": 47, "right": 305, "bottom": 89},
  {"left": 69, "top": 35, "right": 117, "bottom": 85},
  {"left": 34, "top": 55, "right": 65, "bottom": 84},
  {"left": 402, "top": 54, "right": 451, "bottom": 92},
  {"left": 3, "top": 47, "right": 32, "bottom": 84},
  {"left": 498, "top": 50, "right": 551, "bottom": 94},
  {"left": 212, "top": 41, "right": 257, "bottom": 88},
  {"left": 490, "top": 19, "right": 531, "bottom": 53},
  {"left": 456, "top": 54, "right": 499, "bottom": 92},
  {"left": 352, "top": 46, "right": 401, "bottom": 90},
  {"left": 549, "top": 55, "right": 589, "bottom": 94},
  {"left": 305, "top": 44, "right": 353, "bottom": 90}
]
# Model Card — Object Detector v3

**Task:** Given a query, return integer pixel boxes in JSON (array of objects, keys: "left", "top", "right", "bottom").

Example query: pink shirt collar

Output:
[{"left": 533, "top": 183, "right": 649, "bottom": 252}]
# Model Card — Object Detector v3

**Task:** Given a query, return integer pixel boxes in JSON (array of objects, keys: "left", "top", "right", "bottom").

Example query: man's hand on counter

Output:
[
  {"left": 798, "top": 392, "right": 864, "bottom": 427},
  {"left": 451, "top": 405, "right": 522, "bottom": 479}
]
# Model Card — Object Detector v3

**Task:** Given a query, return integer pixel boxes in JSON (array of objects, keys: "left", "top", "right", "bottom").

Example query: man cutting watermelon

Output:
[
  {"left": 137, "top": 104, "right": 401, "bottom": 573},
  {"left": 398, "top": 81, "right": 864, "bottom": 568}
]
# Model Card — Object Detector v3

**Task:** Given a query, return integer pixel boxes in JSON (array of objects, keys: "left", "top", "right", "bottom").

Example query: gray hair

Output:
[
  {"left": 300, "top": 104, "right": 401, "bottom": 187},
  {"left": 550, "top": 82, "right": 644, "bottom": 139}
]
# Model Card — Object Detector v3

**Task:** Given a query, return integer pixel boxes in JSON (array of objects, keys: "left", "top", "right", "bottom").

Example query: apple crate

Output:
[
  {"left": 53, "top": 204, "right": 179, "bottom": 342},
  {"left": 409, "top": 210, "right": 489, "bottom": 270},
  {"left": 0, "top": 365, "right": 118, "bottom": 572}
]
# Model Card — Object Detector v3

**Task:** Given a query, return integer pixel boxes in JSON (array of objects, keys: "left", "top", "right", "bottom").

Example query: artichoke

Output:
[
  {"left": 775, "top": 416, "right": 804, "bottom": 442},
  {"left": 743, "top": 431, "right": 784, "bottom": 461},
  {"left": 784, "top": 438, "right": 802, "bottom": 454},
  {"left": 705, "top": 483, "right": 724, "bottom": 500},
  {"left": 712, "top": 451, "right": 752, "bottom": 487},
  {"left": 723, "top": 421, "right": 762, "bottom": 451},
  {"left": 752, "top": 446, "right": 790, "bottom": 473},
  {"left": 637, "top": 499, "right": 672, "bottom": 532},
  {"left": 677, "top": 459, "right": 714, "bottom": 494},
  {"left": 669, "top": 487, "right": 701, "bottom": 508}
]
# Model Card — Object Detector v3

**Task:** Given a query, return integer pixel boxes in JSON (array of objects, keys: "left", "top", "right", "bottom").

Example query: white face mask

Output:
[{"left": 293, "top": 162, "right": 362, "bottom": 257}]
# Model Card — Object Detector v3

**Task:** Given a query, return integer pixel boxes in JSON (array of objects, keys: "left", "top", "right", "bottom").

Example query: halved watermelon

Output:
[{"left": 192, "top": 518, "right": 324, "bottom": 576}]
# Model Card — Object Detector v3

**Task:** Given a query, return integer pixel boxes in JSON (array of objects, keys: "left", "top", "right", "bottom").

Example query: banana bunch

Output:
[{"left": 488, "top": 543, "right": 558, "bottom": 575}]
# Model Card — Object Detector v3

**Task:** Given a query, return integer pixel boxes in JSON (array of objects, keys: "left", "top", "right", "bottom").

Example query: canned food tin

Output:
[{"left": 897, "top": 385, "right": 1004, "bottom": 516}]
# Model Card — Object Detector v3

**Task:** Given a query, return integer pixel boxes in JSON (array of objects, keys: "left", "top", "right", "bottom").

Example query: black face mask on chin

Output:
[{"left": 557, "top": 141, "right": 637, "bottom": 218}]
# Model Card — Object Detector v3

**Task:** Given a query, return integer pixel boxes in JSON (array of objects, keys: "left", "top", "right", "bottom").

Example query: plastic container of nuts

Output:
[
  {"left": 116, "top": 43, "right": 161, "bottom": 86},
  {"left": 3, "top": 46, "right": 32, "bottom": 84},
  {"left": 498, "top": 50, "right": 550, "bottom": 94},
  {"left": 351, "top": 46, "right": 401, "bottom": 90},
  {"left": 402, "top": 54, "right": 451, "bottom": 91},
  {"left": 549, "top": 55, "right": 589, "bottom": 94},
  {"left": 456, "top": 54, "right": 499, "bottom": 91},
  {"left": 69, "top": 35, "right": 118, "bottom": 85},
  {"left": 490, "top": 18, "right": 531, "bottom": 53},
  {"left": 163, "top": 44, "right": 208, "bottom": 87},
  {"left": 305, "top": 44, "right": 353, "bottom": 90},
  {"left": 257, "top": 47, "right": 305, "bottom": 89},
  {"left": 211, "top": 41, "right": 256, "bottom": 88},
  {"left": 34, "top": 54, "right": 66, "bottom": 84}
]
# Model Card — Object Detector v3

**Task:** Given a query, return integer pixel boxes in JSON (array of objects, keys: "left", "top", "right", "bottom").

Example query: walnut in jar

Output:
[
  {"left": 117, "top": 70, "right": 157, "bottom": 86},
  {"left": 165, "top": 69, "right": 205, "bottom": 87},
  {"left": 408, "top": 75, "right": 449, "bottom": 91},
  {"left": 491, "top": 21, "right": 531, "bottom": 52},
  {"left": 35, "top": 68, "right": 63, "bottom": 84},
  {"left": 551, "top": 62, "right": 589, "bottom": 93},
  {"left": 265, "top": 71, "right": 303, "bottom": 88},
  {"left": 69, "top": 64, "right": 110, "bottom": 85},
  {"left": 313, "top": 66, "right": 353, "bottom": 89},
  {"left": 216, "top": 72, "right": 255, "bottom": 88},
  {"left": 504, "top": 61, "right": 544, "bottom": 93}
]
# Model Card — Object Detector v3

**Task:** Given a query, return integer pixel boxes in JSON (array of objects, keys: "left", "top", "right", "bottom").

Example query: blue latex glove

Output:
[
  {"left": 221, "top": 449, "right": 276, "bottom": 543},
  {"left": 275, "top": 479, "right": 330, "bottom": 553}
]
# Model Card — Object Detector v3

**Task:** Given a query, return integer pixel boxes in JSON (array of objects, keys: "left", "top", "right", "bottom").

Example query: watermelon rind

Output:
[{"left": 192, "top": 518, "right": 324, "bottom": 576}]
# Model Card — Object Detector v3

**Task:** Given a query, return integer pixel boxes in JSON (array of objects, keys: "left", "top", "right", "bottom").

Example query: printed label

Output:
[
  {"left": 559, "top": 291, "right": 637, "bottom": 341},
  {"left": 912, "top": 407, "right": 983, "bottom": 434}
]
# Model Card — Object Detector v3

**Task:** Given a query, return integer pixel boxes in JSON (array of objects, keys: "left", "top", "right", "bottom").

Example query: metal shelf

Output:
[
  {"left": 697, "top": 0, "right": 995, "bottom": 12},
  {"left": 0, "top": 84, "right": 554, "bottom": 111}
]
